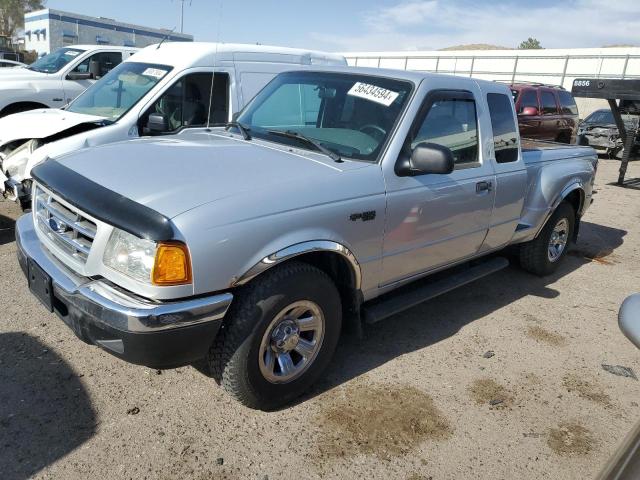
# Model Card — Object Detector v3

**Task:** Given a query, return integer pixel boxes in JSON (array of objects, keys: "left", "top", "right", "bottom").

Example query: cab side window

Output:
[
  {"left": 412, "top": 96, "right": 479, "bottom": 166},
  {"left": 540, "top": 91, "right": 558, "bottom": 115},
  {"left": 142, "top": 72, "right": 230, "bottom": 134},
  {"left": 72, "top": 52, "right": 122, "bottom": 78},
  {"left": 487, "top": 93, "right": 519, "bottom": 164}
]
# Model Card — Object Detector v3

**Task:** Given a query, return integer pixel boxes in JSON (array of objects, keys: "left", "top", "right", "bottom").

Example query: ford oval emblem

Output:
[{"left": 49, "top": 217, "right": 67, "bottom": 233}]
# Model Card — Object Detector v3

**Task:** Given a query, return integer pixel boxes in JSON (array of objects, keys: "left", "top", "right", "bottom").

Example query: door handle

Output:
[{"left": 476, "top": 181, "right": 492, "bottom": 193}]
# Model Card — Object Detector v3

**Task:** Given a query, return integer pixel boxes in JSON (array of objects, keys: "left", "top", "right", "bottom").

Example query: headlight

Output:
[
  {"left": 5, "top": 139, "right": 41, "bottom": 160},
  {"left": 103, "top": 228, "right": 192, "bottom": 286},
  {"left": 3, "top": 139, "right": 42, "bottom": 176}
]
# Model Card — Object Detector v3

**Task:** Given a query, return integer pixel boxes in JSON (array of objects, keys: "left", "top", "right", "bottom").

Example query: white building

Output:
[
  {"left": 23, "top": 8, "right": 193, "bottom": 57},
  {"left": 344, "top": 47, "right": 640, "bottom": 115}
]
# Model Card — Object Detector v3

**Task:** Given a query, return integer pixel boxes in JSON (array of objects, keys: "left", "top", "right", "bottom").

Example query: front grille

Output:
[{"left": 34, "top": 186, "right": 97, "bottom": 264}]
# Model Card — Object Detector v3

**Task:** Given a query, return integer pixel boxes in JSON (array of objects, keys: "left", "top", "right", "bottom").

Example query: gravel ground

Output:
[{"left": 1, "top": 159, "right": 639, "bottom": 480}]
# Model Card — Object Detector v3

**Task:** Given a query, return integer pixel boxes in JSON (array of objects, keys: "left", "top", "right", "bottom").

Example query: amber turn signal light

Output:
[{"left": 151, "top": 242, "right": 192, "bottom": 286}]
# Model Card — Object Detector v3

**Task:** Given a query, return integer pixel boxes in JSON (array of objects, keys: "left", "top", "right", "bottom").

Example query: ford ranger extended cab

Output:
[
  {"left": 0, "top": 42, "right": 346, "bottom": 208},
  {"left": 15, "top": 67, "right": 597, "bottom": 410}
]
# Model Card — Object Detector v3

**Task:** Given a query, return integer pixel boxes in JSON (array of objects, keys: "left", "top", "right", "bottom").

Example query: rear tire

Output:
[
  {"left": 519, "top": 202, "right": 575, "bottom": 276},
  {"left": 209, "top": 261, "right": 342, "bottom": 410}
]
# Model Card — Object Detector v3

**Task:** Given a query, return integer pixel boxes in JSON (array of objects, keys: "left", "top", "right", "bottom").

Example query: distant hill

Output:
[
  {"left": 439, "top": 44, "right": 509, "bottom": 51},
  {"left": 601, "top": 44, "right": 637, "bottom": 48}
]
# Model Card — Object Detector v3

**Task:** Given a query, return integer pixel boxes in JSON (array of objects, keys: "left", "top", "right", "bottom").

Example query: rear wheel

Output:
[
  {"left": 208, "top": 261, "right": 342, "bottom": 410},
  {"left": 519, "top": 202, "right": 575, "bottom": 276}
]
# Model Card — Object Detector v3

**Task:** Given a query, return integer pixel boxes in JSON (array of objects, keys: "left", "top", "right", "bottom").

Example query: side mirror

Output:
[
  {"left": 147, "top": 113, "right": 169, "bottom": 134},
  {"left": 520, "top": 106, "right": 539, "bottom": 116},
  {"left": 397, "top": 143, "right": 455, "bottom": 176},
  {"left": 89, "top": 59, "right": 101, "bottom": 79},
  {"left": 66, "top": 71, "right": 92, "bottom": 81}
]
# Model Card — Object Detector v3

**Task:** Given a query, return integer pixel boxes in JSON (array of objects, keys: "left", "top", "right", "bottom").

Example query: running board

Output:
[{"left": 362, "top": 257, "right": 509, "bottom": 324}]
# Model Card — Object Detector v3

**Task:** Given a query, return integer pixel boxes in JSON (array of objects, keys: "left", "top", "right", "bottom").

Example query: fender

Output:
[
  {"left": 232, "top": 240, "right": 362, "bottom": 290},
  {"left": 534, "top": 181, "right": 585, "bottom": 238}
]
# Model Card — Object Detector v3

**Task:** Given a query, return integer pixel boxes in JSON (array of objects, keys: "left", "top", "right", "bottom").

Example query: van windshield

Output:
[
  {"left": 28, "top": 48, "right": 85, "bottom": 73},
  {"left": 67, "top": 62, "right": 173, "bottom": 121},
  {"left": 236, "top": 71, "right": 413, "bottom": 162}
]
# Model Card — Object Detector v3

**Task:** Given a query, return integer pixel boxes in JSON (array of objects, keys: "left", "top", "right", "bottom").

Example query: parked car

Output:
[
  {"left": 0, "top": 45, "right": 139, "bottom": 117},
  {"left": 0, "top": 42, "right": 346, "bottom": 208},
  {"left": 0, "top": 59, "right": 26, "bottom": 68},
  {"left": 578, "top": 108, "right": 640, "bottom": 159},
  {"left": 15, "top": 67, "right": 597, "bottom": 409},
  {"left": 511, "top": 83, "right": 579, "bottom": 143}
]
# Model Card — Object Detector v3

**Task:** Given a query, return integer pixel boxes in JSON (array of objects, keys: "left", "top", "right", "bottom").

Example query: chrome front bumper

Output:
[{"left": 16, "top": 214, "right": 234, "bottom": 368}]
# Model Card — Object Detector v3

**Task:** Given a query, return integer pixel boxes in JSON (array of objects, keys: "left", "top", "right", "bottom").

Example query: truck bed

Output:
[{"left": 521, "top": 138, "right": 596, "bottom": 164}]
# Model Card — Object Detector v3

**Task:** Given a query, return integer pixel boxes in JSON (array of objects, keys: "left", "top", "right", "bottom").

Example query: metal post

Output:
[
  {"left": 469, "top": 56, "right": 475, "bottom": 78},
  {"left": 608, "top": 98, "right": 630, "bottom": 185},
  {"left": 511, "top": 56, "right": 519, "bottom": 83},
  {"left": 622, "top": 55, "right": 630, "bottom": 79},
  {"left": 560, "top": 56, "right": 569, "bottom": 88},
  {"left": 377, "top": 57, "right": 381, "bottom": 67},
  {"left": 404, "top": 56, "right": 408, "bottom": 71},
  {"left": 435, "top": 56, "right": 440, "bottom": 73}
]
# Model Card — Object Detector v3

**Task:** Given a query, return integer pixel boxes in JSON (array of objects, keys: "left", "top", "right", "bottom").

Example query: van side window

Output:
[
  {"left": 143, "top": 72, "right": 230, "bottom": 133},
  {"left": 412, "top": 97, "right": 478, "bottom": 166},
  {"left": 558, "top": 90, "right": 579, "bottom": 115},
  {"left": 540, "top": 91, "right": 558, "bottom": 115},
  {"left": 487, "top": 93, "right": 519, "bottom": 164},
  {"left": 517, "top": 89, "right": 538, "bottom": 113},
  {"left": 72, "top": 52, "right": 123, "bottom": 78}
]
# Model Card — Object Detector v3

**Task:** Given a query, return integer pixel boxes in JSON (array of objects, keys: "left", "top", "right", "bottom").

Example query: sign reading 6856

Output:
[{"left": 573, "top": 80, "right": 590, "bottom": 87}]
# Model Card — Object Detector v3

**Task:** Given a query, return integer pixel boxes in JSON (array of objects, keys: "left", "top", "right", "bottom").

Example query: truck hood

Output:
[
  {"left": 0, "top": 68, "right": 44, "bottom": 79},
  {"left": 54, "top": 130, "right": 371, "bottom": 219},
  {"left": 0, "top": 109, "right": 108, "bottom": 147}
]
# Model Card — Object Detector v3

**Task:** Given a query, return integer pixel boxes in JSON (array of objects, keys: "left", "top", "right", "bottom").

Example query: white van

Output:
[{"left": 0, "top": 42, "right": 346, "bottom": 207}]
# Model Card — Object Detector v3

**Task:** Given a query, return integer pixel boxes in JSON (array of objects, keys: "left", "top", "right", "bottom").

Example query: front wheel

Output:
[
  {"left": 208, "top": 261, "right": 342, "bottom": 410},
  {"left": 519, "top": 202, "right": 575, "bottom": 276}
]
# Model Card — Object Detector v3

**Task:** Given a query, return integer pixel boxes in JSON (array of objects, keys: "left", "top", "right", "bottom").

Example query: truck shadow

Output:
[
  {"left": 0, "top": 213, "right": 16, "bottom": 246},
  {"left": 0, "top": 332, "right": 97, "bottom": 480},
  {"left": 306, "top": 220, "right": 627, "bottom": 402}
]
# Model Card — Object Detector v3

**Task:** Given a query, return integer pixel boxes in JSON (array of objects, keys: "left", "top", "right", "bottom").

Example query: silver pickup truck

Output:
[{"left": 15, "top": 67, "right": 597, "bottom": 410}]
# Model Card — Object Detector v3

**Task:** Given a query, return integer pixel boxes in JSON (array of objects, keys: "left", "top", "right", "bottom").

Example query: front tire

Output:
[
  {"left": 209, "top": 261, "right": 342, "bottom": 410},
  {"left": 519, "top": 202, "right": 575, "bottom": 276}
]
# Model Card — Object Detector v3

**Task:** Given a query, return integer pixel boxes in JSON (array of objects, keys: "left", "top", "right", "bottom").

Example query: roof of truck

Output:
[
  {"left": 127, "top": 42, "right": 347, "bottom": 69},
  {"left": 280, "top": 64, "right": 508, "bottom": 90}
]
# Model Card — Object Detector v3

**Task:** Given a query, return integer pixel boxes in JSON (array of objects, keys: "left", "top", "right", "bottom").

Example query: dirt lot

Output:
[{"left": 1, "top": 159, "right": 639, "bottom": 480}]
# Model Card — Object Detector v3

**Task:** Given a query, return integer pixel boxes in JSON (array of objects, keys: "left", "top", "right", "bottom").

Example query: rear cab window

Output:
[{"left": 487, "top": 93, "right": 519, "bottom": 163}]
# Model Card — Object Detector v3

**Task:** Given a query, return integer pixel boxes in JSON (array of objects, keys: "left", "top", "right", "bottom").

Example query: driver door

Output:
[{"left": 380, "top": 89, "right": 496, "bottom": 286}]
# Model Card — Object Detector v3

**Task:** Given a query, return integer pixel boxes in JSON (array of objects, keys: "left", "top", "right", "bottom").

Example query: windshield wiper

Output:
[
  {"left": 224, "top": 121, "right": 252, "bottom": 140},
  {"left": 266, "top": 129, "right": 342, "bottom": 163}
]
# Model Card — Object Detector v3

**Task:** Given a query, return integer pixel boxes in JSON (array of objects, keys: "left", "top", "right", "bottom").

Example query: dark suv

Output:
[{"left": 511, "top": 83, "right": 579, "bottom": 143}]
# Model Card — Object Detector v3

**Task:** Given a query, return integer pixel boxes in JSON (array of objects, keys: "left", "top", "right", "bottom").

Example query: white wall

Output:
[{"left": 344, "top": 47, "right": 640, "bottom": 117}]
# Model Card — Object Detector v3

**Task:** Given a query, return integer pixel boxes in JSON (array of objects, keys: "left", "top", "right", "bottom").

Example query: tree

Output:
[
  {"left": 0, "top": 0, "right": 46, "bottom": 39},
  {"left": 518, "top": 37, "right": 543, "bottom": 49}
]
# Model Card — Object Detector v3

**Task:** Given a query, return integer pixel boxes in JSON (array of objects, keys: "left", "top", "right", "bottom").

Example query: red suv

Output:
[{"left": 510, "top": 83, "right": 579, "bottom": 143}]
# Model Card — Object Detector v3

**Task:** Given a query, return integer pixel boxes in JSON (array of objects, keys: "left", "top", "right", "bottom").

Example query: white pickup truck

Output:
[
  {"left": 0, "top": 42, "right": 346, "bottom": 208},
  {"left": 0, "top": 45, "right": 138, "bottom": 116}
]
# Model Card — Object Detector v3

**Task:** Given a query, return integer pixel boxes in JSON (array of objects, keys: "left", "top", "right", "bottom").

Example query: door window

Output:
[
  {"left": 558, "top": 90, "right": 579, "bottom": 115},
  {"left": 412, "top": 96, "right": 479, "bottom": 166},
  {"left": 540, "top": 91, "right": 558, "bottom": 115},
  {"left": 71, "top": 52, "right": 123, "bottom": 78},
  {"left": 143, "top": 72, "right": 230, "bottom": 133},
  {"left": 517, "top": 89, "right": 538, "bottom": 113},
  {"left": 487, "top": 93, "right": 519, "bottom": 163}
]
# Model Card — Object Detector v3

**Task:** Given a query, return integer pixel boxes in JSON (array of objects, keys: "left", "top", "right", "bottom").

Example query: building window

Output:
[{"left": 96, "top": 35, "right": 110, "bottom": 45}]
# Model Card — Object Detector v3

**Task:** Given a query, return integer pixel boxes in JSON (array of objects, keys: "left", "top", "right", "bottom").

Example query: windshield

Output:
[
  {"left": 585, "top": 110, "right": 615, "bottom": 125},
  {"left": 67, "top": 62, "right": 173, "bottom": 121},
  {"left": 28, "top": 48, "right": 84, "bottom": 73},
  {"left": 236, "top": 71, "right": 413, "bottom": 162}
]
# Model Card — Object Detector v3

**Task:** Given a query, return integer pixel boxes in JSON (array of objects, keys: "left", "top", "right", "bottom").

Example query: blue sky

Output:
[{"left": 46, "top": 0, "right": 639, "bottom": 51}]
